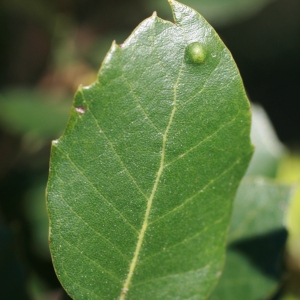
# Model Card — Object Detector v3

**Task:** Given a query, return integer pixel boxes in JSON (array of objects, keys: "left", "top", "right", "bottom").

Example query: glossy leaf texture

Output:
[
  {"left": 47, "top": 1, "right": 253, "bottom": 299},
  {"left": 210, "top": 178, "right": 293, "bottom": 300}
]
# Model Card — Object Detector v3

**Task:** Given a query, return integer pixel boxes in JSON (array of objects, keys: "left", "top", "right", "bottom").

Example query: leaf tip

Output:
[
  {"left": 167, "top": 0, "right": 186, "bottom": 24},
  {"left": 151, "top": 11, "right": 157, "bottom": 18},
  {"left": 111, "top": 39, "right": 124, "bottom": 52},
  {"left": 111, "top": 40, "right": 124, "bottom": 49}
]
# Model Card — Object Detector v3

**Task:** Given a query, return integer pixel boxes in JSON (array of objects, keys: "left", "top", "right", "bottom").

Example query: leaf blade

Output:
[{"left": 47, "top": 1, "right": 253, "bottom": 299}]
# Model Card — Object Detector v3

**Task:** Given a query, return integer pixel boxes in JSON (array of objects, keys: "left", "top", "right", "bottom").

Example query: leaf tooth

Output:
[
  {"left": 151, "top": 11, "right": 157, "bottom": 18},
  {"left": 108, "top": 40, "right": 120, "bottom": 56},
  {"left": 96, "top": 40, "right": 121, "bottom": 80}
]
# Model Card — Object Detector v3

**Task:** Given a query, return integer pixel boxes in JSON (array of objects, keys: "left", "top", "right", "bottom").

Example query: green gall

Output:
[{"left": 185, "top": 42, "right": 206, "bottom": 64}]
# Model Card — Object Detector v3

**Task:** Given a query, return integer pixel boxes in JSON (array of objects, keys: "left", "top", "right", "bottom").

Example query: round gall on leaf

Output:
[{"left": 185, "top": 42, "right": 206, "bottom": 64}]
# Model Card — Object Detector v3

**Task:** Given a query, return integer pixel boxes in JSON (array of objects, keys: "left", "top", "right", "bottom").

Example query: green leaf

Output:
[
  {"left": 229, "top": 177, "right": 291, "bottom": 243},
  {"left": 210, "top": 178, "right": 293, "bottom": 300},
  {"left": 47, "top": 1, "right": 253, "bottom": 299},
  {"left": 245, "top": 103, "right": 285, "bottom": 178},
  {"left": 146, "top": 0, "right": 275, "bottom": 26}
]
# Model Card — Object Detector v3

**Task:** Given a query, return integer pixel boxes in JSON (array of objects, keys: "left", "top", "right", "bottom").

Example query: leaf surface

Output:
[
  {"left": 47, "top": 1, "right": 253, "bottom": 299},
  {"left": 210, "top": 177, "right": 293, "bottom": 300}
]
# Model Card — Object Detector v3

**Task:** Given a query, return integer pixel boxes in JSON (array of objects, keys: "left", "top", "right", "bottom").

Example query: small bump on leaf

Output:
[{"left": 185, "top": 42, "right": 206, "bottom": 64}]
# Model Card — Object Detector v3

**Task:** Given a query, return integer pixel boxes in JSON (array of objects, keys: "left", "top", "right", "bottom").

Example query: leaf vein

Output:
[
  {"left": 141, "top": 216, "right": 225, "bottom": 264},
  {"left": 118, "top": 44, "right": 162, "bottom": 134},
  {"left": 151, "top": 19, "right": 175, "bottom": 85},
  {"left": 120, "top": 73, "right": 162, "bottom": 134},
  {"left": 131, "top": 263, "right": 212, "bottom": 288},
  {"left": 119, "top": 37, "right": 186, "bottom": 300},
  {"left": 59, "top": 194, "right": 130, "bottom": 262},
  {"left": 60, "top": 261, "right": 100, "bottom": 298},
  {"left": 151, "top": 155, "right": 246, "bottom": 225},
  {"left": 177, "top": 50, "right": 224, "bottom": 109},
  {"left": 164, "top": 110, "right": 241, "bottom": 168},
  {"left": 56, "top": 146, "right": 139, "bottom": 234},
  {"left": 80, "top": 89, "right": 149, "bottom": 201},
  {"left": 58, "top": 232, "right": 122, "bottom": 283}
]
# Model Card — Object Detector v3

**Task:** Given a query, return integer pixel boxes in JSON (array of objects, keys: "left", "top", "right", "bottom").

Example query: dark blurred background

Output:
[{"left": 0, "top": 0, "right": 299, "bottom": 299}]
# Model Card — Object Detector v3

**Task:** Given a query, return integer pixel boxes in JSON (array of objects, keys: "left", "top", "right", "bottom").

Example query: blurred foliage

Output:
[
  {"left": 0, "top": 90, "right": 70, "bottom": 145},
  {"left": 246, "top": 103, "right": 285, "bottom": 178},
  {"left": 277, "top": 155, "right": 300, "bottom": 265},
  {"left": 0, "top": 0, "right": 300, "bottom": 299},
  {"left": 277, "top": 155, "right": 300, "bottom": 299},
  {"left": 23, "top": 176, "right": 50, "bottom": 259},
  {"left": 147, "top": 0, "right": 276, "bottom": 26},
  {"left": 0, "top": 221, "right": 29, "bottom": 299},
  {"left": 210, "top": 178, "right": 292, "bottom": 300}
]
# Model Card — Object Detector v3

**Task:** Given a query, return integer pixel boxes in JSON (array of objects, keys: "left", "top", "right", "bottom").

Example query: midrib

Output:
[{"left": 119, "top": 87, "right": 178, "bottom": 300}]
